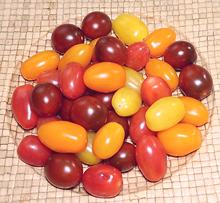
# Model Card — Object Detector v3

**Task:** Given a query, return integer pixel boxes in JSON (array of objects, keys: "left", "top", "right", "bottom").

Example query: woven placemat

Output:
[{"left": 0, "top": 0, "right": 220, "bottom": 202}]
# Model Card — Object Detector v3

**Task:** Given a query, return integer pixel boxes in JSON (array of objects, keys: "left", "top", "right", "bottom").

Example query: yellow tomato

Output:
[
  {"left": 58, "top": 44, "right": 92, "bottom": 70},
  {"left": 145, "top": 97, "right": 185, "bottom": 131},
  {"left": 112, "top": 13, "right": 148, "bottom": 45},
  {"left": 38, "top": 121, "right": 87, "bottom": 153},
  {"left": 157, "top": 123, "right": 202, "bottom": 156},
  {"left": 124, "top": 66, "right": 144, "bottom": 93},
  {"left": 20, "top": 50, "right": 60, "bottom": 80},
  {"left": 112, "top": 87, "right": 142, "bottom": 117},
  {"left": 145, "top": 28, "right": 176, "bottom": 58},
  {"left": 83, "top": 62, "right": 126, "bottom": 93},
  {"left": 179, "top": 96, "right": 209, "bottom": 126},
  {"left": 145, "top": 59, "right": 178, "bottom": 91},
  {"left": 76, "top": 132, "right": 101, "bottom": 165},
  {"left": 93, "top": 122, "right": 125, "bottom": 159}
]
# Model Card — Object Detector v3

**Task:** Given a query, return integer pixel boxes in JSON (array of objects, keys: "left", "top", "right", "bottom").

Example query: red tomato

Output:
[
  {"left": 136, "top": 136, "right": 167, "bottom": 182},
  {"left": 36, "top": 70, "right": 60, "bottom": 87},
  {"left": 82, "top": 164, "right": 123, "bottom": 197},
  {"left": 12, "top": 84, "right": 38, "bottom": 129},
  {"left": 58, "top": 97, "right": 73, "bottom": 121},
  {"left": 59, "top": 62, "right": 86, "bottom": 99},
  {"left": 141, "top": 76, "right": 172, "bottom": 106},
  {"left": 129, "top": 107, "right": 155, "bottom": 144},
  {"left": 17, "top": 135, "right": 52, "bottom": 166},
  {"left": 37, "top": 116, "right": 60, "bottom": 129}
]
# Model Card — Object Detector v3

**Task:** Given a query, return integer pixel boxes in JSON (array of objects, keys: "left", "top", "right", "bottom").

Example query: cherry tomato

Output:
[
  {"left": 129, "top": 107, "right": 155, "bottom": 144},
  {"left": 58, "top": 97, "right": 73, "bottom": 121},
  {"left": 125, "top": 42, "right": 150, "bottom": 71},
  {"left": 124, "top": 67, "right": 144, "bottom": 93},
  {"left": 107, "top": 111, "right": 129, "bottom": 138},
  {"left": 145, "top": 59, "right": 178, "bottom": 91},
  {"left": 112, "top": 87, "right": 142, "bottom": 117},
  {"left": 157, "top": 123, "right": 202, "bottom": 156},
  {"left": 93, "top": 122, "right": 125, "bottom": 159},
  {"left": 95, "top": 36, "right": 127, "bottom": 65},
  {"left": 112, "top": 13, "right": 148, "bottom": 45},
  {"left": 82, "top": 164, "right": 123, "bottom": 198},
  {"left": 38, "top": 121, "right": 87, "bottom": 153},
  {"left": 58, "top": 44, "right": 92, "bottom": 70},
  {"left": 164, "top": 41, "right": 197, "bottom": 70},
  {"left": 70, "top": 96, "right": 108, "bottom": 131},
  {"left": 45, "top": 153, "right": 83, "bottom": 189},
  {"left": 136, "top": 136, "right": 167, "bottom": 182},
  {"left": 76, "top": 132, "right": 101, "bottom": 165},
  {"left": 21, "top": 50, "right": 60, "bottom": 80},
  {"left": 179, "top": 96, "right": 209, "bottom": 126},
  {"left": 89, "top": 38, "right": 99, "bottom": 62},
  {"left": 17, "top": 135, "right": 52, "bottom": 166},
  {"left": 12, "top": 84, "right": 38, "bottom": 130},
  {"left": 37, "top": 116, "right": 60, "bottom": 129},
  {"left": 83, "top": 62, "right": 126, "bottom": 93},
  {"left": 81, "top": 11, "right": 112, "bottom": 39},
  {"left": 93, "top": 93, "right": 113, "bottom": 110},
  {"left": 141, "top": 76, "right": 171, "bottom": 106},
  {"left": 59, "top": 62, "right": 86, "bottom": 99},
  {"left": 145, "top": 28, "right": 176, "bottom": 58},
  {"left": 179, "top": 64, "right": 213, "bottom": 100},
  {"left": 106, "top": 142, "right": 136, "bottom": 172},
  {"left": 36, "top": 70, "right": 60, "bottom": 87},
  {"left": 145, "top": 97, "right": 185, "bottom": 131},
  {"left": 31, "top": 83, "right": 62, "bottom": 117},
  {"left": 51, "top": 24, "right": 84, "bottom": 54}
]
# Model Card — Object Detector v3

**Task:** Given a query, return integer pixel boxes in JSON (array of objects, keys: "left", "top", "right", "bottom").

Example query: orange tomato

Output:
[
  {"left": 20, "top": 50, "right": 60, "bottom": 80},
  {"left": 89, "top": 38, "right": 99, "bottom": 50},
  {"left": 58, "top": 44, "right": 92, "bottom": 70},
  {"left": 145, "top": 59, "right": 178, "bottom": 91},
  {"left": 157, "top": 123, "right": 202, "bottom": 156},
  {"left": 179, "top": 96, "right": 209, "bottom": 126},
  {"left": 83, "top": 62, "right": 126, "bottom": 93},
  {"left": 93, "top": 122, "right": 125, "bottom": 159},
  {"left": 145, "top": 28, "right": 176, "bottom": 58},
  {"left": 38, "top": 121, "right": 87, "bottom": 153}
]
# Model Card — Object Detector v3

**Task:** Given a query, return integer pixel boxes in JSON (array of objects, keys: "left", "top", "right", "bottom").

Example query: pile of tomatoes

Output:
[{"left": 12, "top": 12, "right": 213, "bottom": 198}]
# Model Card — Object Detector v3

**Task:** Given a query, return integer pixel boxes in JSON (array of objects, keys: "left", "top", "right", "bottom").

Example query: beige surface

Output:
[{"left": 0, "top": 0, "right": 220, "bottom": 202}]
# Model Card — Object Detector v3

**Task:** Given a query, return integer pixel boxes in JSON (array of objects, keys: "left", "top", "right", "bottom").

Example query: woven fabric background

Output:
[{"left": 0, "top": 0, "right": 220, "bottom": 202}]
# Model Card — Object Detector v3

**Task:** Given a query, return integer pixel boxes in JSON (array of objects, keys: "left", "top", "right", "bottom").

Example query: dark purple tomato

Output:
[
  {"left": 94, "top": 93, "right": 113, "bottom": 110},
  {"left": 107, "top": 111, "right": 129, "bottom": 138},
  {"left": 70, "top": 96, "right": 108, "bottom": 131},
  {"left": 36, "top": 70, "right": 60, "bottom": 87},
  {"left": 59, "top": 62, "right": 86, "bottom": 99},
  {"left": 81, "top": 11, "right": 112, "bottom": 39},
  {"left": 164, "top": 41, "right": 197, "bottom": 70},
  {"left": 106, "top": 142, "right": 136, "bottom": 172},
  {"left": 51, "top": 24, "right": 84, "bottom": 54},
  {"left": 179, "top": 64, "right": 213, "bottom": 100},
  {"left": 17, "top": 135, "right": 52, "bottom": 167},
  {"left": 59, "top": 97, "right": 73, "bottom": 121},
  {"left": 31, "top": 83, "right": 62, "bottom": 117},
  {"left": 82, "top": 164, "right": 123, "bottom": 198},
  {"left": 95, "top": 36, "right": 127, "bottom": 65},
  {"left": 44, "top": 153, "right": 83, "bottom": 189}
]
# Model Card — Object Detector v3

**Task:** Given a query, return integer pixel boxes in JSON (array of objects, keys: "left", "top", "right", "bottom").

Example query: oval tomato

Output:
[
  {"left": 36, "top": 69, "right": 60, "bottom": 87},
  {"left": 12, "top": 84, "right": 38, "bottom": 130},
  {"left": 157, "top": 123, "right": 202, "bottom": 156},
  {"left": 136, "top": 136, "right": 167, "bottom": 182},
  {"left": 21, "top": 50, "right": 60, "bottom": 80},
  {"left": 83, "top": 62, "right": 126, "bottom": 93},
  {"left": 38, "top": 121, "right": 87, "bottom": 153}
]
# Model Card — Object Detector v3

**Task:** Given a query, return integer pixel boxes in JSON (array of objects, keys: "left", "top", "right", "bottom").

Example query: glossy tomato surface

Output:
[
  {"left": 51, "top": 24, "right": 84, "bottom": 54},
  {"left": 136, "top": 136, "right": 167, "bottom": 182},
  {"left": 45, "top": 153, "right": 83, "bottom": 189},
  {"left": 17, "top": 135, "right": 52, "bottom": 166},
  {"left": 36, "top": 70, "right": 60, "bottom": 87},
  {"left": 12, "top": 84, "right": 38, "bottom": 129},
  {"left": 82, "top": 164, "right": 123, "bottom": 198},
  {"left": 70, "top": 96, "right": 108, "bottom": 131},
  {"left": 129, "top": 106, "right": 155, "bottom": 144},
  {"left": 58, "top": 97, "right": 73, "bottom": 121},
  {"left": 179, "top": 64, "right": 213, "bottom": 100},
  {"left": 93, "top": 93, "right": 113, "bottom": 110},
  {"left": 37, "top": 116, "right": 60, "bottom": 129}
]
